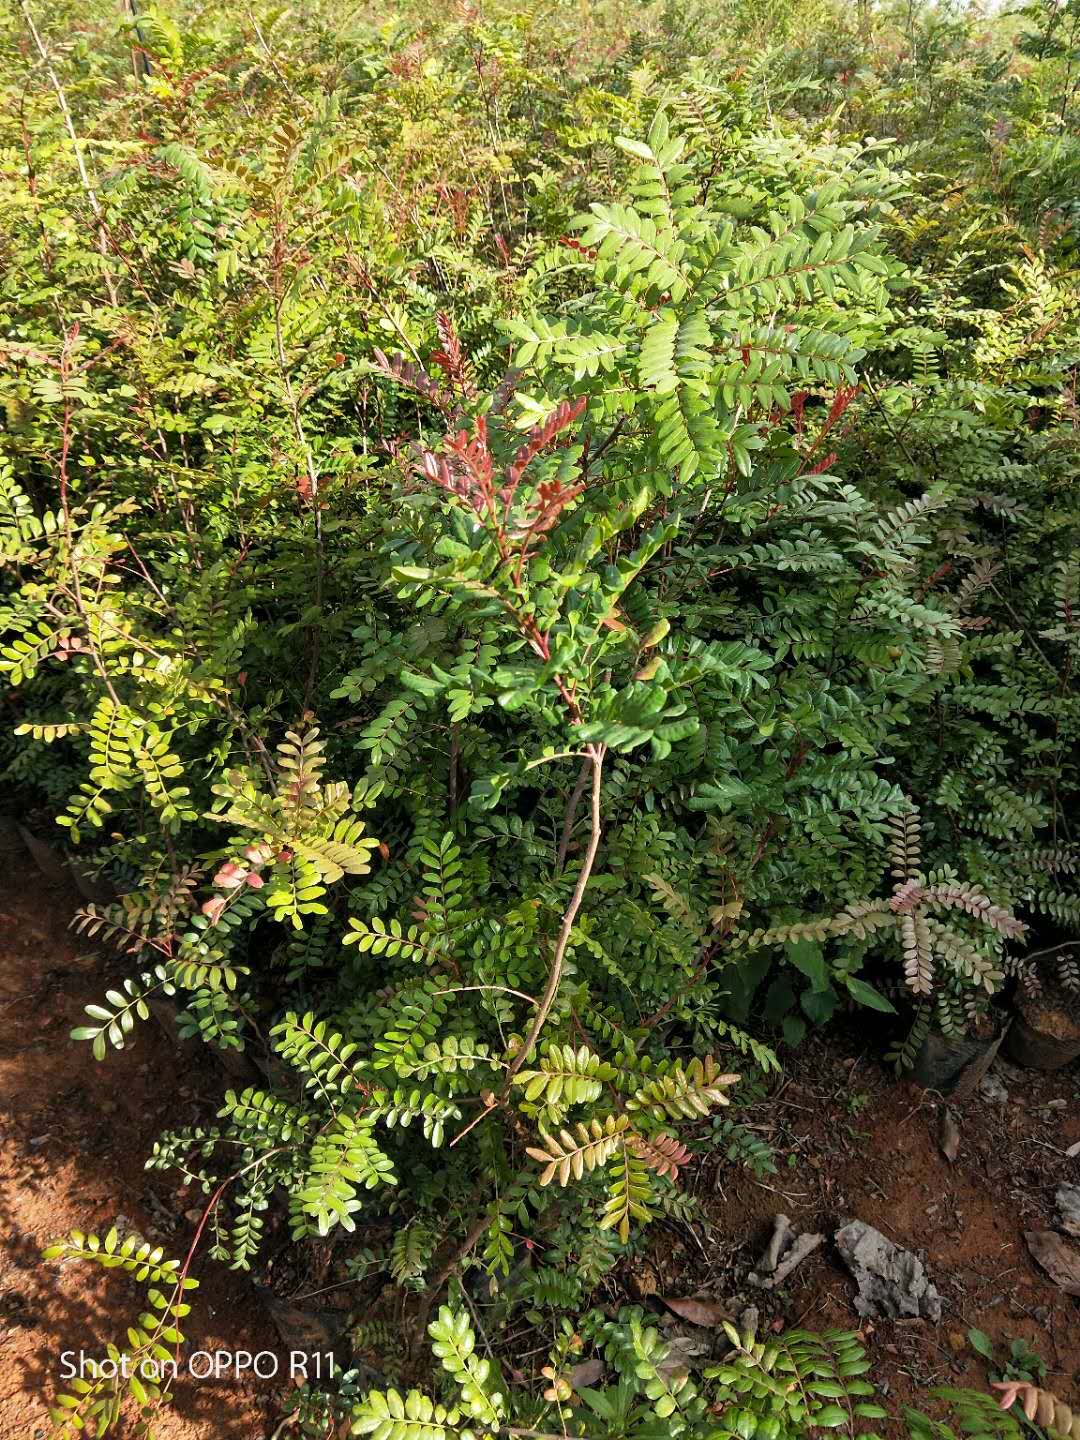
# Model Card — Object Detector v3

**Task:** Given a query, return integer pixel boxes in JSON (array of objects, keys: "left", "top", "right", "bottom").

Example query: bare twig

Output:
[
  {"left": 555, "top": 755, "right": 590, "bottom": 874},
  {"left": 502, "top": 743, "right": 605, "bottom": 1094},
  {"left": 270, "top": 246, "right": 324, "bottom": 708},
  {"left": 18, "top": 0, "right": 118, "bottom": 305}
]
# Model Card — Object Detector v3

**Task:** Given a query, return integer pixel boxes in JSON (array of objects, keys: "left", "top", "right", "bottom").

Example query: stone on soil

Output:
[{"left": 835, "top": 1220, "right": 943, "bottom": 1322}]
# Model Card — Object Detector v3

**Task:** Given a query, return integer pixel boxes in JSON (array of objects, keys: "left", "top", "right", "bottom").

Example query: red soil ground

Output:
[
  {"left": 0, "top": 821, "right": 287, "bottom": 1439},
  {"left": 1, "top": 813, "right": 1078, "bottom": 1438}
]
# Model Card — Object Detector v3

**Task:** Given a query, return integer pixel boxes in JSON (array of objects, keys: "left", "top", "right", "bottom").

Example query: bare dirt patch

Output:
[
  {"left": 641, "top": 1032, "right": 1080, "bottom": 1428},
  {"left": 0, "top": 821, "right": 286, "bottom": 1439},
  {"left": 2, "top": 813, "right": 1078, "bottom": 1436}
]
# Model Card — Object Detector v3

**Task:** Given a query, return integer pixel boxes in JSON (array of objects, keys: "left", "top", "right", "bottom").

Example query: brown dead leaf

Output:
[
  {"left": 1024, "top": 1230, "right": 1080, "bottom": 1296},
  {"left": 659, "top": 1296, "right": 733, "bottom": 1328},
  {"left": 569, "top": 1359, "right": 604, "bottom": 1390},
  {"left": 656, "top": 1333, "right": 711, "bottom": 1379},
  {"left": 628, "top": 1262, "right": 659, "bottom": 1299}
]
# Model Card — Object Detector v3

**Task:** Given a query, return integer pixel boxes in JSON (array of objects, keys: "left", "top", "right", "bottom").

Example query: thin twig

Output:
[
  {"left": 247, "top": 7, "right": 300, "bottom": 101},
  {"left": 502, "top": 744, "right": 605, "bottom": 1094},
  {"left": 270, "top": 250, "right": 324, "bottom": 708},
  {"left": 555, "top": 756, "right": 590, "bottom": 874},
  {"left": 18, "top": 0, "right": 118, "bottom": 305},
  {"left": 53, "top": 334, "right": 121, "bottom": 707},
  {"left": 861, "top": 369, "right": 923, "bottom": 474},
  {"left": 434, "top": 984, "right": 539, "bottom": 1008}
]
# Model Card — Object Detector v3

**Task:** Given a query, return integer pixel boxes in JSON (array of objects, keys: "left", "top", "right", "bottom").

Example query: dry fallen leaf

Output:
[
  {"left": 628, "top": 1262, "right": 659, "bottom": 1299},
  {"left": 568, "top": 1359, "right": 604, "bottom": 1390},
  {"left": 1025, "top": 1230, "right": 1080, "bottom": 1296},
  {"left": 656, "top": 1333, "right": 711, "bottom": 1379},
  {"left": 659, "top": 1296, "right": 733, "bottom": 1328},
  {"left": 939, "top": 1107, "right": 960, "bottom": 1164}
]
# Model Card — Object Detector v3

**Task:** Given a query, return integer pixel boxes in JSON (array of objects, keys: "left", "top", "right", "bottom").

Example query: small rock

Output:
[
  {"left": 748, "top": 1215, "right": 824, "bottom": 1290},
  {"left": 835, "top": 1220, "right": 943, "bottom": 1322},
  {"left": 978, "top": 1072, "right": 1009, "bottom": 1104},
  {"left": 939, "top": 1108, "right": 960, "bottom": 1164},
  {"left": 1056, "top": 1184, "right": 1080, "bottom": 1239},
  {"left": 256, "top": 1287, "right": 350, "bottom": 1354}
]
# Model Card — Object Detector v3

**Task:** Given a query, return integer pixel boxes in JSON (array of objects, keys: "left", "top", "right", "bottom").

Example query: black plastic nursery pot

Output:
[
  {"left": 1005, "top": 994, "right": 1080, "bottom": 1071},
  {"left": 16, "top": 821, "right": 114, "bottom": 904},
  {"left": 909, "top": 1021, "right": 1008, "bottom": 1097},
  {"left": 254, "top": 1284, "right": 351, "bottom": 1358}
]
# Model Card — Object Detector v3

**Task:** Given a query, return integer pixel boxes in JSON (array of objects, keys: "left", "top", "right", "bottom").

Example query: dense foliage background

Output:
[{"left": 1, "top": 0, "right": 1078, "bottom": 1433}]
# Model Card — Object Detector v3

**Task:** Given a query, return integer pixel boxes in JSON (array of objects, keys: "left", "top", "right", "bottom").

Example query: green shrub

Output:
[{"left": 2, "top": 0, "right": 1078, "bottom": 1434}]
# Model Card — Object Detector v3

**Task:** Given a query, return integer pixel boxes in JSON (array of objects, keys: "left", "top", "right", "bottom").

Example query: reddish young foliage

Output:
[
  {"left": 791, "top": 389, "right": 808, "bottom": 443},
  {"left": 420, "top": 416, "right": 498, "bottom": 528},
  {"left": 434, "top": 182, "right": 473, "bottom": 234},
  {"left": 794, "top": 384, "right": 859, "bottom": 475},
  {"left": 501, "top": 397, "right": 587, "bottom": 513},
  {"left": 430, "top": 311, "right": 474, "bottom": 397},
  {"left": 806, "top": 450, "right": 838, "bottom": 476},
  {"left": 411, "top": 396, "right": 588, "bottom": 593},
  {"left": 559, "top": 236, "right": 599, "bottom": 263},
  {"left": 372, "top": 348, "right": 455, "bottom": 415}
]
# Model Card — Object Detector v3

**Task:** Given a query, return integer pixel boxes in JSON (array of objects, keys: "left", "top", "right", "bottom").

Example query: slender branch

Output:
[
  {"left": 555, "top": 756, "right": 591, "bottom": 874},
  {"left": 269, "top": 240, "right": 324, "bottom": 708},
  {"left": 449, "top": 720, "right": 460, "bottom": 812},
  {"left": 506, "top": 1431, "right": 575, "bottom": 1440},
  {"left": 641, "top": 940, "right": 723, "bottom": 1030},
  {"left": 54, "top": 337, "right": 121, "bottom": 708},
  {"left": 523, "top": 750, "right": 588, "bottom": 772},
  {"left": 1023, "top": 940, "right": 1080, "bottom": 965},
  {"left": 247, "top": 7, "right": 299, "bottom": 101},
  {"left": 987, "top": 580, "right": 1061, "bottom": 679},
  {"left": 415, "top": 750, "right": 606, "bottom": 1332},
  {"left": 434, "top": 984, "right": 539, "bottom": 1007},
  {"left": 860, "top": 368, "right": 923, "bottom": 475},
  {"left": 411, "top": 1203, "right": 494, "bottom": 1350},
  {"left": 582, "top": 415, "right": 627, "bottom": 475},
  {"left": 18, "top": 0, "right": 118, "bottom": 305},
  {"left": 18, "top": 0, "right": 101, "bottom": 217},
  {"left": 168, "top": 1148, "right": 286, "bottom": 1370},
  {"left": 502, "top": 744, "right": 605, "bottom": 1093}
]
